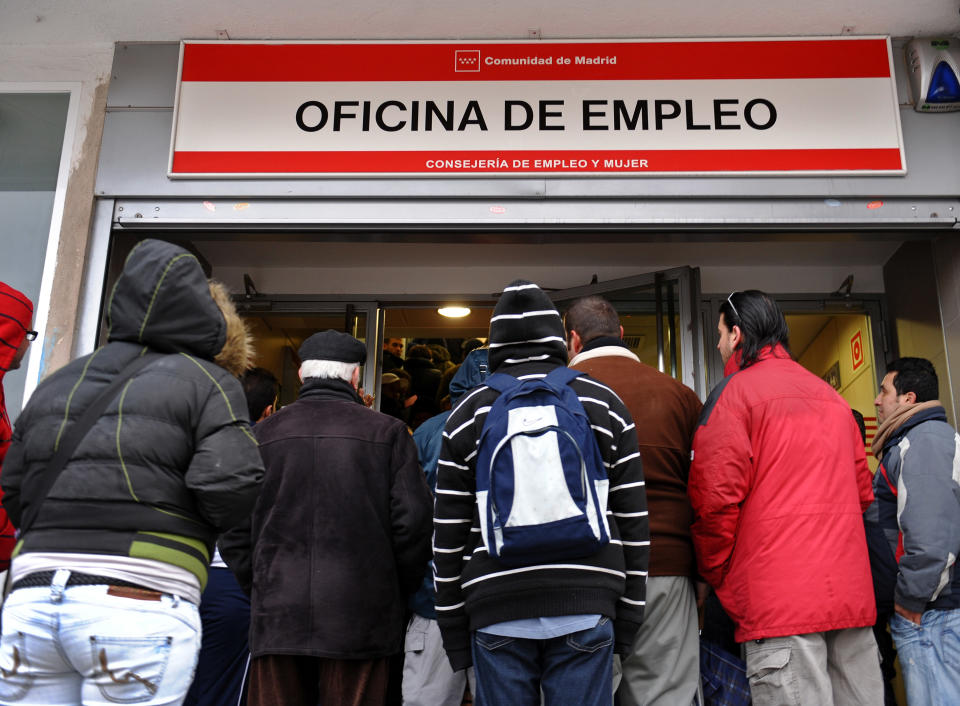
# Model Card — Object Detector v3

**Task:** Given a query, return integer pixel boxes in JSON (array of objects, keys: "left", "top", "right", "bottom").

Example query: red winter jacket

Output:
[
  {"left": 689, "top": 344, "right": 876, "bottom": 642},
  {"left": 0, "top": 282, "right": 33, "bottom": 571}
]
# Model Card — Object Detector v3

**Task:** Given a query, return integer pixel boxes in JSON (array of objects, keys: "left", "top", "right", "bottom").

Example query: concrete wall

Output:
[
  {"left": 933, "top": 235, "right": 960, "bottom": 427},
  {"left": 0, "top": 43, "right": 113, "bottom": 405},
  {"left": 796, "top": 314, "right": 879, "bottom": 469},
  {"left": 882, "top": 240, "right": 954, "bottom": 428}
]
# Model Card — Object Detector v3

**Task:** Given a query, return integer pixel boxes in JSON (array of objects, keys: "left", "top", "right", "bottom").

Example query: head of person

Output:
[
  {"left": 717, "top": 290, "right": 791, "bottom": 369},
  {"left": 428, "top": 343, "right": 452, "bottom": 366},
  {"left": 298, "top": 329, "right": 367, "bottom": 390},
  {"left": 406, "top": 344, "right": 434, "bottom": 363},
  {"left": 562, "top": 295, "right": 623, "bottom": 356},
  {"left": 850, "top": 408, "right": 867, "bottom": 445},
  {"left": 383, "top": 337, "right": 404, "bottom": 357},
  {"left": 874, "top": 357, "right": 938, "bottom": 424},
  {"left": 107, "top": 239, "right": 253, "bottom": 376},
  {"left": 241, "top": 366, "right": 279, "bottom": 422},
  {"left": 488, "top": 280, "right": 567, "bottom": 373},
  {"left": 461, "top": 338, "right": 484, "bottom": 358},
  {"left": 0, "top": 281, "right": 35, "bottom": 374},
  {"left": 448, "top": 347, "right": 489, "bottom": 403},
  {"left": 380, "top": 370, "right": 414, "bottom": 421}
]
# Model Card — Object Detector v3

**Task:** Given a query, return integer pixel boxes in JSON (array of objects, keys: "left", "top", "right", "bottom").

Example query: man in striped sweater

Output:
[{"left": 433, "top": 280, "right": 649, "bottom": 706}]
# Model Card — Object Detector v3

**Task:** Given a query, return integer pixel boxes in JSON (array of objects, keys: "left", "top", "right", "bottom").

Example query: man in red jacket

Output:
[
  {"left": 0, "top": 282, "right": 34, "bottom": 579},
  {"left": 689, "top": 290, "right": 881, "bottom": 706}
]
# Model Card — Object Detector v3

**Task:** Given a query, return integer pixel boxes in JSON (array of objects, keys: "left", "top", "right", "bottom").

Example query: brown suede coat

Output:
[{"left": 571, "top": 345, "right": 702, "bottom": 577}]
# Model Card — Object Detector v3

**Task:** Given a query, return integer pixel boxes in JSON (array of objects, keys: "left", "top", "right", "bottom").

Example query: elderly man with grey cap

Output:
[{"left": 221, "top": 329, "right": 433, "bottom": 706}]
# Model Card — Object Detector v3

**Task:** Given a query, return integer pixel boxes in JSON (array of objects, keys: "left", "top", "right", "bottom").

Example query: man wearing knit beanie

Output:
[
  {"left": 433, "top": 280, "right": 649, "bottom": 705},
  {"left": 0, "top": 281, "right": 34, "bottom": 579}
]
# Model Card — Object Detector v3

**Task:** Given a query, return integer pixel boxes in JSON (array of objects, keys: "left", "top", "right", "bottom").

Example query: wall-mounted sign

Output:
[
  {"left": 169, "top": 38, "right": 906, "bottom": 178},
  {"left": 851, "top": 330, "right": 865, "bottom": 371},
  {"left": 822, "top": 361, "right": 842, "bottom": 390}
]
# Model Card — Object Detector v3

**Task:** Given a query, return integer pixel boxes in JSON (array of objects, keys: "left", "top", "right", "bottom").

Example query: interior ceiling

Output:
[{"left": 2, "top": 0, "right": 958, "bottom": 45}]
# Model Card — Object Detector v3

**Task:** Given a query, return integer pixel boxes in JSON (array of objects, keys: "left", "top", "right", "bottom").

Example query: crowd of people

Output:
[{"left": 0, "top": 240, "right": 957, "bottom": 706}]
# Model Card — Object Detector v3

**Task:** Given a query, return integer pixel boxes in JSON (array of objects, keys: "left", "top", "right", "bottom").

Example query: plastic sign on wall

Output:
[
  {"left": 851, "top": 330, "right": 865, "bottom": 371},
  {"left": 169, "top": 38, "right": 906, "bottom": 178}
]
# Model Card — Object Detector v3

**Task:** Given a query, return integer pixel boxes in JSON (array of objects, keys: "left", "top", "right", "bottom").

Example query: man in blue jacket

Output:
[
  {"left": 869, "top": 357, "right": 960, "bottom": 706},
  {"left": 402, "top": 348, "right": 486, "bottom": 706}
]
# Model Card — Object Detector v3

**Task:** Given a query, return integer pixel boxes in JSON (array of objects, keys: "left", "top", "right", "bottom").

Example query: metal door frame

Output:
[
  {"left": 548, "top": 267, "right": 705, "bottom": 398},
  {"left": 700, "top": 293, "right": 891, "bottom": 394}
]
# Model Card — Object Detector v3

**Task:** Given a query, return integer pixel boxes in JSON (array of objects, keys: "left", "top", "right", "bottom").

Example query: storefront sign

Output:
[{"left": 169, "top": 38, "right": 906, "bottom": 178}]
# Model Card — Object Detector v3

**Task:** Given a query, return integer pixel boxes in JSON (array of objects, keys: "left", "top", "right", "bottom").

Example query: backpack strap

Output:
[
  {"left": 543, "top": 366, "right": 583, "bottom": 393},
  {"left": 484, "top": 372, "right": 522, "bottom": 395},
  {"left": 20, "top": 352, "right": 156, "bottom": 534}
]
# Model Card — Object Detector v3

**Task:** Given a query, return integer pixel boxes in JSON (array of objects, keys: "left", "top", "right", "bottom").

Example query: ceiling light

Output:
[{"left": 438, "top": 306, "right": 471, "bottom": 318}]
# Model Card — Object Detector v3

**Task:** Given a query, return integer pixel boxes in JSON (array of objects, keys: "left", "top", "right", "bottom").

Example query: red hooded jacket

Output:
[
  {"left": 689, "top": 344, "right": 876, "bottom": 642},
  {"left": 0, "top": 282, "right": 33, "bottom": 570}
]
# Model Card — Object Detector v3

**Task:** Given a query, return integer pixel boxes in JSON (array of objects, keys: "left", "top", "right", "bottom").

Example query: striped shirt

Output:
[{"left": 432, "top": 360, "right": 649, "bottom": 668}]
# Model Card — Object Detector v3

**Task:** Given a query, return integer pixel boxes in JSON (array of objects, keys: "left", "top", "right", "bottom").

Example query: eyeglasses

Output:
[
  {"left": 725, "top": 292, "right": 740, "bottom": 321},
  {"left": 24, "top": 330, "right": 38, "bottom": 342}
]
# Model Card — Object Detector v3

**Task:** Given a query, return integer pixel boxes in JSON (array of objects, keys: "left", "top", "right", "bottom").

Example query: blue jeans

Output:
[
  {"left": 890, "top": 608, "right": 960, "bottom": 706},
  {"left": 0, "top": 578, "right": 201, "bottom": 705},
  {"left": 471, "top": 616, "right": 614, "bottom": 706},
  {"left": 183, "top": 567, "right": 250, "bottom": 706}
]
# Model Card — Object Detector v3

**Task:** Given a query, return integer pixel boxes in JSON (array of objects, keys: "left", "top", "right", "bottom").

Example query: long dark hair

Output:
[{"left": 719, "top": 290, "right": 791, "bottom": 369}]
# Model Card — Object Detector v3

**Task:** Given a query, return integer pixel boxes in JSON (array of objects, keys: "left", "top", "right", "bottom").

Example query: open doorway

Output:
[
  {"left": 787, "top": 312, "right": 880, "bottom": 470},
  {"left": 378, "top": 305, "right": 493, "bottom": 429},
  {"left": 702, "top": 294, "right": 887, "bottom": 469}
]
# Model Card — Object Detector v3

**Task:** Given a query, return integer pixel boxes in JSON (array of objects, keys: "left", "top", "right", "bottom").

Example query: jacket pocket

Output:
[{"left": 405, "top": 614, "right": 428, "bottom": 654}]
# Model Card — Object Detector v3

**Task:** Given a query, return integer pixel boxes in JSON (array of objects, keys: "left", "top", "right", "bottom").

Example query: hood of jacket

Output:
[
  {"left": 0, "top": 282, "right": 34, "bottom": 377},
  {"left": 448, "top": 347, "right": 489, "bottom": 403},
  {"left": 105, "top": 239, "right": 248, "bottom": 368},
  {"left": 488, "top": 279, "right": 567, "bottom": 373}
]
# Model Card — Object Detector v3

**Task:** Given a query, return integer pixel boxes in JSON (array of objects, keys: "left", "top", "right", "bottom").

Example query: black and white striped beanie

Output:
[{"left": 488, "top": 280, "right": 568, "bottom": 372}]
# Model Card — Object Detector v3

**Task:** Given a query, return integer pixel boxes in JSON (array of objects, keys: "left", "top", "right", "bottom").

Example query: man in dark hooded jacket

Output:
[
  {"left": 0, "top": 281, "right": 34, "bottom": 580},
  {"left": 0, "top": 239, "right": 264, "bottom": 705}
]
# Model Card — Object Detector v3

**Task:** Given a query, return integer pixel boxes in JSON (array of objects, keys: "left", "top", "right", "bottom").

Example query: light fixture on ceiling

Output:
[{"left": 438, "top": 306, "right": 471, "bottom": 318}]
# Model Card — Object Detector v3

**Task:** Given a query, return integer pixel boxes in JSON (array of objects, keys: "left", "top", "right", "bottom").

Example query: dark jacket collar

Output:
[
  {"left": 298, "top": 376, "right": 363, "bottom": 404},
  {"left": 582, "top": 335, "right": 627, "bottom": 353},
  {"left": 882, "top": 405, "right": 948, "bottom": 453}
]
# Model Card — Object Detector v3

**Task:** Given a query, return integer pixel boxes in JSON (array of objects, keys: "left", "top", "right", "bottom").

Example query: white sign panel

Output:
[{"left": 170, "top": 38, "right": 906, "bottom": 177}]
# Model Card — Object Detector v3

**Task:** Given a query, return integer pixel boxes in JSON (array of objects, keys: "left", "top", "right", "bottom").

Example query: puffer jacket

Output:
[
  {"left": 0, "top": 282, "right": 33, "bottom": 571},
  {"left": 689, "top": 344, "right": 876, "bottom": 642},
  {"left": 2, "top": 239, "right": 264, "bottom": 589},
  {"left": 869, "top": 405, "right": 960, "bottom": 614}
]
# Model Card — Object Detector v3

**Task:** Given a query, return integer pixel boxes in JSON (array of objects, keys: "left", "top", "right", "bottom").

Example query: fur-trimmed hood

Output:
[{"left": 210, "top": 281, "right": 254, "bottom": 377}]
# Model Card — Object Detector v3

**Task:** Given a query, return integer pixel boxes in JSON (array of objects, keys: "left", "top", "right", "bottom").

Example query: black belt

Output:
[{"left": 10, "top": 570, "right": 153, "bottom": 593}]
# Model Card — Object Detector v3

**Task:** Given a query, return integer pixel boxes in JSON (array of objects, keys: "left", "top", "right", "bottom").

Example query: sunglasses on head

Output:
[{"left": 726, "top": 292, "right": 740, "bottom": 321}]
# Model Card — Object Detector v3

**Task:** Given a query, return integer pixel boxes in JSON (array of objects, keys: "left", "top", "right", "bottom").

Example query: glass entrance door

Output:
[
  {"left": 549, "top": 267, "right": 705, "bottom": 398},
  {"left": 235, "top": 297, "right": 377, "bottom": 407}
]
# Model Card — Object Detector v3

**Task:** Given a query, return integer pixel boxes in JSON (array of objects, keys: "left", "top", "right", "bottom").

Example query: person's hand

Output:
[
  {"left": 695, "top": 581, "right": 711, "bottom": 610},
  {"left": 895, "top": 603, "right": 923, "bottom": 626},
  {"left": 357, "top": 388, "right": 375, "bottom": 408}
]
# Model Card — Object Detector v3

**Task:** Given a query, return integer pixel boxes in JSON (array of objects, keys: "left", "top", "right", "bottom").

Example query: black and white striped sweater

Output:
[{"left": 433, "top": 359, "right": 649, "bottom": 671}]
